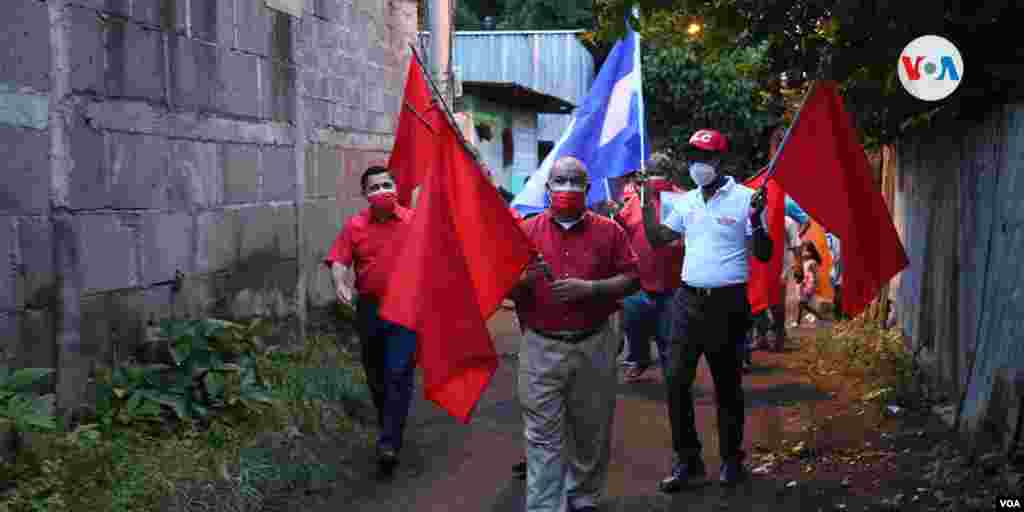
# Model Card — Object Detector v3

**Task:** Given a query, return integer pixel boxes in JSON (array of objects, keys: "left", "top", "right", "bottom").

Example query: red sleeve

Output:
[
  {"left": 609, "top": 221, "right": 639, "bottom": 278},
  {"left": 324, "top": 222, "right": 355, "bottom": 268}
]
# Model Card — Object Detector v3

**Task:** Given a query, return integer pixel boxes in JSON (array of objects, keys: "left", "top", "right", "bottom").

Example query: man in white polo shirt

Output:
[{"left": 642, "top": 129, "right": 773, "bottom": 491}]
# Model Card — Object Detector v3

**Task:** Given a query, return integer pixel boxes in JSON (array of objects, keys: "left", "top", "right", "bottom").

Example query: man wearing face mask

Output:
[
  {"left": 509, "top": 156, "right": 640, "bottom": 512},
  {"left": 642, "top": 129, "right": 773, "bottom": 491},
  {"left": 615, "top": 152, "right": 686, "bottom": 383},
  {"left": 324, "top": 166, "right": 416, "bottom": 479}
]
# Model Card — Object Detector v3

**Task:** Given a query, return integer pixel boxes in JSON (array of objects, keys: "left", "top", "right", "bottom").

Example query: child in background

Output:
[{"left": 797, "top": 240, "right": 822, "bottom": 325}]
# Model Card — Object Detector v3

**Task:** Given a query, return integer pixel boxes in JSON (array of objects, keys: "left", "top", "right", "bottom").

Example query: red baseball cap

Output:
[{"left": 687, "top": 129, "right": 728, "bottom": 153}]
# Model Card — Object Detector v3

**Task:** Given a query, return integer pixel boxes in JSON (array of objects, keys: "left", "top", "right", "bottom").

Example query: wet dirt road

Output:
[{"left": 335, "top": 308, "right": 847, "bottom": 511}]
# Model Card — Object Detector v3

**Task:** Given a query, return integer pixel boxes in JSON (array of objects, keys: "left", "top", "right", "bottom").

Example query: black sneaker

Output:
[
  {"left": 657, "top": 457, "right": 706, "bottom": 493},
  {"left": 719, "top": 460, "right": 748, "bottom": 486},
  {"left": 512, "top": 459, "right": 527, "bottom": 480},
  {"left": 377, "top": 448, "right": 399, "bottom": 478}
]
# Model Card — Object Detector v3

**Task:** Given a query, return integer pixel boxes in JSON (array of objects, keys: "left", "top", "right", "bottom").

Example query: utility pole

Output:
[{"left": 429, "top": 0, "right": 453, "bottom": 106}]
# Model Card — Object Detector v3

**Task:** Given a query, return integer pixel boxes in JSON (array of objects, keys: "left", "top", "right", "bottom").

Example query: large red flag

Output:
[
  {"left": 772, "top": 80, "right": 908, "bottom": 317},
  {"left": 378, "top": 116, "right": 533, "bottom": 423},
  {"left": 744, "top": 171, "right": 786, "bottom": 313},
  {"left": 388, "top": 57, "right": 438, "bottom": 207}
]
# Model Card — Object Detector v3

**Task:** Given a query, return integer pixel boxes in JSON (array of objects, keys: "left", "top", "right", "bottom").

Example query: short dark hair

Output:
[
  {"left": 361, "top": 166, "right": 392, "bottom": 192},
  {"left": 802, "top": 240, "right": 822, "bottom": 263}
]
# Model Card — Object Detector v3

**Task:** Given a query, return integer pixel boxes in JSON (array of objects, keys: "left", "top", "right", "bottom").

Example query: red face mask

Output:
[
  {"left": 550, "top": 190, "right": 586, "bottom": 218},
  {"left": 368, "top": 191, "right": 397, "bottom": 215}
]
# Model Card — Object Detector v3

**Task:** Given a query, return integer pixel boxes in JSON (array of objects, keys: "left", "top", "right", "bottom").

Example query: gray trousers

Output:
[{"left": 519, "top": 324, "right": 618, "bottom": 512}]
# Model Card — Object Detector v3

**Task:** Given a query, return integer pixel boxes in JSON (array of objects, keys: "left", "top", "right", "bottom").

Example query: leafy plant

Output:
[
  {"left": 0, "top": 368, "right": 57, "bottom": 432},
  {"left": 94, "top": 318, "right": 276, "bottom": 428}
]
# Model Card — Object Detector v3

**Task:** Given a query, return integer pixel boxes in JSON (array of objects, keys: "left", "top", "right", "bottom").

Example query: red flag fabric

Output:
[
  {"left": 378, "top": 116, "right": 533, "bottom": 423},
  {"left": 744, "top": 171, "right": 786, "bottom": 314},
  {"left": 772, "top": 80, "right": 908, "bottom": 317},
  {"left": 388, "top": 57, "right": 439, "bottom": 207}
]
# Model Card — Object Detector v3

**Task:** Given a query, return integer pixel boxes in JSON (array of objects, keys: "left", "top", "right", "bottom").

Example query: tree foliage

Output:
[
  {"left": 643, "top": 41, "right": 777, "bottom": 180},
  {"left": 596, "top": 0, "right": 1024, "bottom": 144}
]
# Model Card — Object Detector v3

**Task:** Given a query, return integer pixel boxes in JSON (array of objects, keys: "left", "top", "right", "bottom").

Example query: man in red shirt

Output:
[
  {"left": 324, "top": 165, "right": 415, "bottom": 478},
  {"left": 615, "top": 153, "right": 686, "bottom": 383},
  {"left": 510, "top": 156, "right": 640, "bottom": 512}
]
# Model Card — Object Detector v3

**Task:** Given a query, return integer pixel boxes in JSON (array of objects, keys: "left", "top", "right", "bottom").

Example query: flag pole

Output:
[
  {"left": 408, "top": 43, "right": 484, "bottom": 166},
  {"left": 760, "top": 79, "right": 819, "bottom": 188}
]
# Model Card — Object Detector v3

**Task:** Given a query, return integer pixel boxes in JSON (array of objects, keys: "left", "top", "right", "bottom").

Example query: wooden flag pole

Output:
[{"left": 408, "top": 43, "right": 484, "bottom": 166}]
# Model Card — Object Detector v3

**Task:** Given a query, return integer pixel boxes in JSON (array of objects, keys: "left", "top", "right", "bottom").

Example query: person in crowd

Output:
[
  {"left": 510, "top": 156, "right": 640, "bottom": 512},
  {"left": 642, "top": 129, "right": 773, "bottom": 491},
  {"left": 615, "top": 153, "right": 686, "bottom": 383},
  {"left": 325, "top": 166, "right": 416, "bottom": 479},
  {"left": 797, "top": 240, "right": 823, "bottom": 325}
]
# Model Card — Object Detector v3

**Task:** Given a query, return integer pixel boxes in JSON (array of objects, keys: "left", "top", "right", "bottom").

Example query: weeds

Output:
[
  {"left": 803, "top": 317, "right": 920, "bottom": 410},
  {"left": 0, "top": 323, "right": 372, "bottom": 512}
]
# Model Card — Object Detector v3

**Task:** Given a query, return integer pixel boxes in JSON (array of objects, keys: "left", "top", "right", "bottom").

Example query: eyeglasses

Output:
[{"left": 549, "top": 176, "right": 589, "bottom": 187}]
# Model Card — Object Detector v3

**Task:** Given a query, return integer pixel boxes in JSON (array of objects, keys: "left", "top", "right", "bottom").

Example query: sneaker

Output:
[
  {"left": 658, "top": 457, "right": 706, "bottom": 493},
  {"left": 512, "top": 459, "right": 526, "bottom": 480},
  {"left": 719, "top": 460, "right": 748, "bottom": 486},
  {"left": 377, "top": 448, "right": 399, "bottom": 478}
]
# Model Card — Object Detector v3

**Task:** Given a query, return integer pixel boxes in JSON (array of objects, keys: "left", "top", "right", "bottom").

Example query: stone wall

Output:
[{"left": 0, "top": 0, "right": 417, "bottom": 410}]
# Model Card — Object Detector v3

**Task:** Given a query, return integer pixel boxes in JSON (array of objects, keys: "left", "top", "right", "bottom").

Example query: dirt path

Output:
[
  {"left": 309, "top": 309, "right": 850, "bottom": 511},
  {"left": 308, "top": 310, "right": 1016, "bottom": 511}
]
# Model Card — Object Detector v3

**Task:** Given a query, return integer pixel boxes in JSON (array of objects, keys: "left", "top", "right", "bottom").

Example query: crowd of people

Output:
[{"left": 324, "top": 124, "right": 843, "bottom": 512}]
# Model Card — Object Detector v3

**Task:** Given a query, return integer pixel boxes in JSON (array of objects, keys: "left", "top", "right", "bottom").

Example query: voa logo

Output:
[
  {"left": 898, "top": 35, "right": 963, "bottom": 101},
  {"left": 1000, "top": 498, "right": 1022, "bottom": 508}
]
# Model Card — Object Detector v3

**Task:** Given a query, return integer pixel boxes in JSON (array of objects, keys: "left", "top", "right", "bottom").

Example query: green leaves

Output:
[
  {"left": 97, "top": 317, "right": 277, "bottom": 426},
  {"left": 0, "top": 393, "right": 57, "bottom": 431},
  {"left": 0, "top": 367, "right": 56, "bottom": 392},
  {"left": 0, "top": 368, "right": 58, "bottom": 431}
]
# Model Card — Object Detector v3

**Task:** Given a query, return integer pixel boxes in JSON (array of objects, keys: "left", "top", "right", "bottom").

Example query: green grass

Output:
[{"left": 0, "top": 333, "right": 372, "bottom": 512}]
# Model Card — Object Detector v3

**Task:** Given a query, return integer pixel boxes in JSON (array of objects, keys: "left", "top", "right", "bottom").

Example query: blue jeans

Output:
[
  {"left": 355, "top": 297, "right": 418, "bottom": 453},
  {"left": 622, "top": 290, "right": 674, "bottom": 370}
]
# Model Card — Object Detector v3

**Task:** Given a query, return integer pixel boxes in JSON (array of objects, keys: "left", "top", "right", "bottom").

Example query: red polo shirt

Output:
[
  {"left": 615, "top": 194, "right": 684, "bottom": 294},
  {"left": 324, "top": 206, "right": 413, "bottom": 298},
  {"left": 516, "top": 211, "right": 639, "bottom": 332}
]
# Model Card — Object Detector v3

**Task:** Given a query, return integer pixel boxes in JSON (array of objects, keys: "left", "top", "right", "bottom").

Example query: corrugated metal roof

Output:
[
  {"left": 419, "top": 30, "right": 595, "bottom": 141},
  {"left": 462, "top": 81, "right": 574, "bottom": 114}
]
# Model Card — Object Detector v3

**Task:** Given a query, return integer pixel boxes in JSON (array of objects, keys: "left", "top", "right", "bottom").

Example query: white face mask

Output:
[{"left": 689, "top": 161, "right": 717, "bottom": 187}]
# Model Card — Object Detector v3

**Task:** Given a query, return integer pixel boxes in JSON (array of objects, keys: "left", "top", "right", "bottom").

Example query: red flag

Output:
[
  {"left": 388, "top": 57, "right": 439, "bottom": 207},
  {"left": 772, "top": 80, "right": 908, "bottom": 317},
  {"left": 744, "top": 171, "right": 786, "bottom": 313},
  {"left": 378, "top": 117, "right": 533, "bottom": 423}
]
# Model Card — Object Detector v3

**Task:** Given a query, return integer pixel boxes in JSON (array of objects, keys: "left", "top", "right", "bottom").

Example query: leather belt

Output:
[
  {"left": 682, "top": 283, "right": 745, "bottom": 298},
  {"left": 531, "top": 323, "right": 606, "bottom": 344}
]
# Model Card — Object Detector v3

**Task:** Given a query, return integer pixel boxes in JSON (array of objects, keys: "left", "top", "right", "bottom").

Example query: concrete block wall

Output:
[{"left": 0, "top": 0, "right": 415, "bottom": 411}]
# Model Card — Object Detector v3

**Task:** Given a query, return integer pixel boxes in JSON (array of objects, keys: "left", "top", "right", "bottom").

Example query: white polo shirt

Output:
[{"left": 662, "top": 176, "right": 757, "bottom": 288}]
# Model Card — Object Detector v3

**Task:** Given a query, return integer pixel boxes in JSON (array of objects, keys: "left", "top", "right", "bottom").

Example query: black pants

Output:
[
  {"left": 355, "top": 296, "right": 417, "bottom": 453},
  {"left": 665, "top": 284, "right": 751, "bottom": 462}
]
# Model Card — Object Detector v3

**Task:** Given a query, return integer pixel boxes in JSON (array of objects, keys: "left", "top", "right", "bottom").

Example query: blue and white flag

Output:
[{"left": 512, "top": 22, "right": 648, "bottom": 215}]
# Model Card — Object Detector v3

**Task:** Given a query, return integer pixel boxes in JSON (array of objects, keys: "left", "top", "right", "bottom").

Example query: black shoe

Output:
[
  {"left": 657, "top": 457, "right": 706, "bottom": 493},
  {"left": 719, "top": 460, "right": 748, "bottom": 486},
  {"left": 377, "top": 448, "right": 399, "bottom": 478},
  {"left": 571, "top": 506, "right": 598, "bottom": 512},
  {"left": 512, "top": 459, "right": 527, "bottom": 480}
]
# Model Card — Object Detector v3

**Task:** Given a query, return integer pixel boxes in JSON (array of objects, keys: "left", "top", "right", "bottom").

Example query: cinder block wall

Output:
[{"left": 0, "top": 0, "right": 416, "bottom": 410}]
